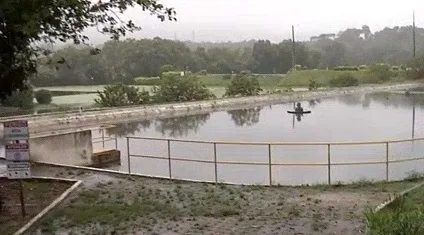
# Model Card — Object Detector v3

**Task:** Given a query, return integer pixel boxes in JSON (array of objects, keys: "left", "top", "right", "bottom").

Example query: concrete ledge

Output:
[
  {"left": 12, "top": 177, "right": 82, "bottom": 235},
  {"left": 91, "top": 149, "right": 121, "bottom": 167}
]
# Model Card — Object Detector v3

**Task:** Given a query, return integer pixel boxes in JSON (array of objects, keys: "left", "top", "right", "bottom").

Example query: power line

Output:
[{"left": 413, "top": 10, "right": 416, "bottom": 58}]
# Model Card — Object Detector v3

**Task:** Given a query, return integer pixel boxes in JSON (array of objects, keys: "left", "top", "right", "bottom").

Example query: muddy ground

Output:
[
  {"left": 0, "top": 178, "right": 73, "bottom": 235},
  {"left": 25, "top": 164, "right": 422, "bottom": 235}
]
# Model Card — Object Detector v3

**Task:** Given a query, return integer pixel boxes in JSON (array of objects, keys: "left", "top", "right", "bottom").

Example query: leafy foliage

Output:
[
  {"left": 329, "top": 73, "right": 359, "bottom": 87},
  {"left": 224, "top": 75, "right": 262, "bottom": 97},
  {"left": 160, "top": 65, "right": 175, "bottom": 75},
  {"left": 3, "top": 89, "right": 34, "bottom": 109},
  {"left": 368, "top": 64, "right": 393, "bottom": 82},
  {"left": 0, "top": 0, "right": 175, "bottom": 102},
  {"left": 407, "top": 56, "right": 424, "bottom": 80},
  {"left": 308, "top": 79, "right": 319, "bottom": 91},
  {"left": 95, "top": 83, "right": 150, "bottom": 107},
  {"left": 35, "top": 89, "right": 53, "bottom": 104},
  {"left": 152, "top": 74, "right": 215, "bottom": 103}
]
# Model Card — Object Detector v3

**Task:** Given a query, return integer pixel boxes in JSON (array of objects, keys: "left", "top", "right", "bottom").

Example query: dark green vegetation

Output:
[
  {"left": 0, "top": 0, "right": 175, "bottom": 105},
  {"left": 95, "top": 83, "right": 150, "bottom": 107},
  {"left": 96, "top": 74, "right": 216, "bottom": 107},
  {"left": 35, "top": 89, "right": 53, "bottom": 105},
  {"left": 151, "top": 74, "right": 215, "bottom": 103},
  {"left": 32, "top": 165, "right": 419, "bottom": 235},
  {"left": 224, "top": 75, "right": 262, "bottom": 97},
  {"left": 32, "top": 25, "right": 424, "bottom": 87},
  {"left": 366, "top": 183, "right": 424, "bottom": 235},
  {"left": 329, "top": 73, "right": 359, "bottom": 87}
]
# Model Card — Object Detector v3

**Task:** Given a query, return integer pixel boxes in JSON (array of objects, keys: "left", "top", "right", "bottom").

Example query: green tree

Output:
[
  {"left": 152, "top": 74, "right": 215, "bottom": 103},
  {"left": 35, "top": 89, "right": 53, "bottom": 104},
  {"left": 3, "top": 88, "right": 34, "bottom": 109},
  {"left": 0, "top": 0, "right": 175, "bottom": 102},
  {"left": 224, "top": 75, "right": 262, "bottom": 97},
  {"left": 95, "top": 83, "right": 150, "bottom": 107}
]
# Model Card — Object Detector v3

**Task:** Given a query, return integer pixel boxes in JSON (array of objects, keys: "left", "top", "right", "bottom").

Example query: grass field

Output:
[
  {"left": 365, "top": 177, "right": 424, "bottom": 234},
  {"left": 281, "top": 70, "right": 407, "bottom": 87},
  {"left": 30, "top": 70, "right": 407, "bottom": 109}
]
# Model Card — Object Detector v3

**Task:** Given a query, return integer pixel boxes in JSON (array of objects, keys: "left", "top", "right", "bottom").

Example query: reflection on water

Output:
[
  {"left": 308, "top": 99, "right": 321, "bottom": 108},
  {"left": 105, "top": 92, "right": 424, "bottom": 141},
  {"left": 107, "top": 120, "right": 151, "bottom": 137},
  {"left": 154, "top": 114, "right": 210, "bottom": 137},
  {"left": 227, "top": 107, "right": 261, "bottom": 127}
]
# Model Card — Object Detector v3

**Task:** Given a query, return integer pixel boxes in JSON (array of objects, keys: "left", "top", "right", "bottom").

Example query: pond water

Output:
[
  {"left": 2, "top": 92, "right": 424, "bottom": 185},
  {"left": 90, "top": 92, "right": 424, "bottom": 185}
]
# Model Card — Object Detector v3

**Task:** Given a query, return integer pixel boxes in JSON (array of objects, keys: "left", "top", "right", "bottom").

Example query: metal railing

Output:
[
  {"left": 92, "top": 128, "right": 118, "bottom": 150},
  {"left": 125, "top": 136, "right": 424, "bottom": 185}
]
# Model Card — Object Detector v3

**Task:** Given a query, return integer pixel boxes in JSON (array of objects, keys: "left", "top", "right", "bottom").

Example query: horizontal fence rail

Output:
[{"left": 126, "top": 136, "right": 424, "bottom": 185}]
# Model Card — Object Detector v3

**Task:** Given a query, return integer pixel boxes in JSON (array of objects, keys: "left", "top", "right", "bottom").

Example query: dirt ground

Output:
[
  {"left": 25, "top": 164, "right": 422, "bottom": 235},
  {"left": 0, "top": 177, "right": 73, "bottom": 235}
]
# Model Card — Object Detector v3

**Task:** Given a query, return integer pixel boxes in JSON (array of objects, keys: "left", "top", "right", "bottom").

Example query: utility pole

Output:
[
  {"left": 292, "top": 25, "right": 296, "bottom": 70},
  {"left": 413, "top": 10, "right": 416, "bottom": 58}
]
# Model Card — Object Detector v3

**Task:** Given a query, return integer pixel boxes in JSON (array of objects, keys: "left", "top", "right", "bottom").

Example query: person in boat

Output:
[{"left": 295, "top": 103, "right": 304, "bottom": 113}]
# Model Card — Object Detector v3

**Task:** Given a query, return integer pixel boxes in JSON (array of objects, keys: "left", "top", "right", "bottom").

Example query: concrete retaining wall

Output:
[
  {"left": 29, "top": 130, "right": 93, "bottom": 166},
  {"left": 0, "top": 83, "right": 420, "bottom": 135}
]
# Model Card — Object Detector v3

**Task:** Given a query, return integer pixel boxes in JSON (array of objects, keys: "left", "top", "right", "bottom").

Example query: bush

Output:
[
  {"left": 308, "top": 79, "right": 320, "bottom": 90},
  {"left": 3, "top": 89, "right": 34, "bottom": 109},
  {"left": 95, "top": 83, "right": 150, "bottom": 107},
  {"left": 160, "top": 64, "right": 175, "bottom": 75},
  {"left": 333, "top": 66, "right": 359, "bottom": 71},
  {"left": 222, "top": 74, "right": 232, "bottom": 80},
  {"left": 152, "top": 74, "right": 215, "bottom": 103},
  {"left": 391, "top": 66, "right": 401, "bottom": 71},
  {"left": 368, "top": 63, "right": 392, "bottom": 82},
  {"left": 197, "top": 69, "right": 208, "bottom": 75},
  {"left": 224, "top": 75, "right": 262, "bottom": 97},
  {"left": 407, "top": 56, "right": 424, "bottom": 80},
  {"left": 329, "top": 73, "right": 359, "bottom": 87},
  {"left": 35, "top": 89, "right": 52, "bottom": 104}
]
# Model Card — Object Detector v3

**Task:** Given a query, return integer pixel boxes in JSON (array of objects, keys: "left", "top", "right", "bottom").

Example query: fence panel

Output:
[
  {"left": 128, "top": 138, "right": 169, "bottom": 177},
  {"left": 330, "top": 143, "right": 386, "bottom": 183},
  {"left": 216, "top": 144, "right": 269, "bottom": 185},
  {"left": 169, "top": 141, "right": 215, "bottom": 182},
  {"left": 125, "top": 137, "right": 424, "bottom": 185},
  {"left": 271, "top": 144, "right": 328, "bottom": 185}
]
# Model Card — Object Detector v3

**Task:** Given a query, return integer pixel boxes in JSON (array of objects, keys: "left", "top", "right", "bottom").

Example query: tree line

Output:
[{"left": 32, "top": 25, "right": 424, "bottom": 86}]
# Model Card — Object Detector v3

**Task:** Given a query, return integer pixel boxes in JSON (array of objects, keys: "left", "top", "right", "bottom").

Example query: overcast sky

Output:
[{"left": 87, "top": 0, "right": 424, "bottom": 44}]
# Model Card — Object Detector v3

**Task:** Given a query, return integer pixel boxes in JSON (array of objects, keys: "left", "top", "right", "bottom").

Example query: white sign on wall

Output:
[
  {"left": 4, "top": 120, "right": 31, "bottom": 179},
  {"left": 5, "top": 143, "right": 30, "bottom": 161},
  {"left": 4, "top": 120, "right": 29, "bottom": 141},
  {"left": 7, "top": 163, "right": 31, "bottom": 179}
]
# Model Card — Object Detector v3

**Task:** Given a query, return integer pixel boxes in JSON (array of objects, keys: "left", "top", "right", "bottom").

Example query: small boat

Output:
[{"left": 287, "top": 110, "right": 312, "bottom": 114}]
